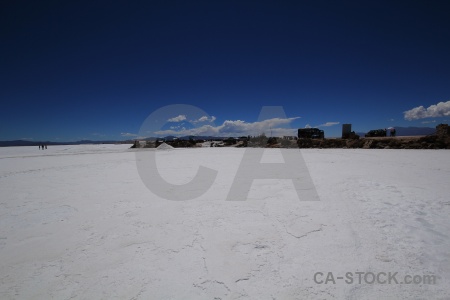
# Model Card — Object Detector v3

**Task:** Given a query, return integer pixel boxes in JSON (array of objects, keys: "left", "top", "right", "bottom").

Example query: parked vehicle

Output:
[
  {"left": 298, "top": 128, "right": 325, "bottom": 139},
  {"left": 365, "top": 129, "right": 387, "bottom": 137}
]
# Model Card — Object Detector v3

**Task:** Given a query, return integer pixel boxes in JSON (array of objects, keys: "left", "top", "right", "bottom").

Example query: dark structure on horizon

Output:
[
  {"left": 365, "top": 129, "right": 387, "bottom": 137},
  {"left": 342, "top": 124, "right": 352, "bottom": 139},
  {"left": 342, "top": 124, "right": 359, "bottom": 139},
  {"left": 298, "top": 128, "right": 324, "bottom": 139}
]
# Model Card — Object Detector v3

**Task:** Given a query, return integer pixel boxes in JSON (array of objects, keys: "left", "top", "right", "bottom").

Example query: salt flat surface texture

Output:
[{"left": 1, "top": 145, "right": 449, "bottom": 299}]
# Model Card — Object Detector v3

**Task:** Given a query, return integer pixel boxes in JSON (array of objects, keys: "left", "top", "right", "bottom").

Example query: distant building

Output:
[
  {"left": 436, "top": 124, "right": 450, "bottom": 138},
  {"left": 342, "top": 124, "right": 352, "bottom": 139}
]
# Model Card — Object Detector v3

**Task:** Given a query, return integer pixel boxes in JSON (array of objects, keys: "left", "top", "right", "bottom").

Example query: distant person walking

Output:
[
  {"left": 390, "top": 128, "right": 396, "bottom": 137},
  {"left": 39, "top": 145, "right": 41, "bottom": 150}
]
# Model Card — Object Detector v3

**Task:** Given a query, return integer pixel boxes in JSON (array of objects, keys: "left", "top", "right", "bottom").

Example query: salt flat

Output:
[{"left": 1, "top": 145, "right": 449, "bottom": 299}]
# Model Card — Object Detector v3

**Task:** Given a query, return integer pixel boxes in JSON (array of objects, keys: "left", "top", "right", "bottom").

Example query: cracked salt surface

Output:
[{"left": 0, "top": 145, "right": 449, "bottom": 299}]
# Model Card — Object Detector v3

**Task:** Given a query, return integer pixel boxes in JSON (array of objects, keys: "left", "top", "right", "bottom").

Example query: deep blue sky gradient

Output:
[{"left": 1, "top": 0, "right": 450, "bottom": 140}]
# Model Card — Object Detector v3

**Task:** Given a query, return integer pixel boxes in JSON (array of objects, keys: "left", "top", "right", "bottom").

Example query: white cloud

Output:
[
  {"left": 421, "top": 120, "right": 436, "bottom": 124},
  {"left": 404, "top": 100, "right": 450, "bottom": 120},
  {"left": 191, "top": 115, "right": 217, "bottom": 123},
  {"left": 317, "top": 122, "right": 340, "bottom": 127},
  {"left": 121, "top": 132, "right": 138, "bottom": 137},
  {"left": 302, "top": 122, "right": 339, "bottom": 129},
  {"left": 167, "top": 115, "right": 187, "bottom": 122},
  {"left": 154, "top": 117, "right": 300, "bottom": 137}
]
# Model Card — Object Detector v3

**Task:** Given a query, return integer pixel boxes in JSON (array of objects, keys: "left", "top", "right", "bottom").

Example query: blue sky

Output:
[{"left": 1, "top": 0, "right": 450, "bottom": 141}]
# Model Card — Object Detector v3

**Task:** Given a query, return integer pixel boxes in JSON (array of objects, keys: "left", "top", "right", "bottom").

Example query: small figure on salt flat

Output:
[{"left": 389, "top": 127, "right": 396, "bottom": 137}]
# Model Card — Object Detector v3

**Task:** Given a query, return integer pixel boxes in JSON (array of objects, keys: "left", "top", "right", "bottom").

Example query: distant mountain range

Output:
[{"left": 355, "top": 126, "right": 436, "bottom": 137}]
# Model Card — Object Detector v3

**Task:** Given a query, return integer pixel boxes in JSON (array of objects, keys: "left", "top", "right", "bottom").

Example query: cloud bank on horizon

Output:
[
  {"left": 125, "top": 99, "right": 450, "bottom": 140},
  {"left": 155, "top": 117, "right": 303, "bottom": 137},
  {"left": 404, "top": 100, "right": 450, "bottom": 121}
]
